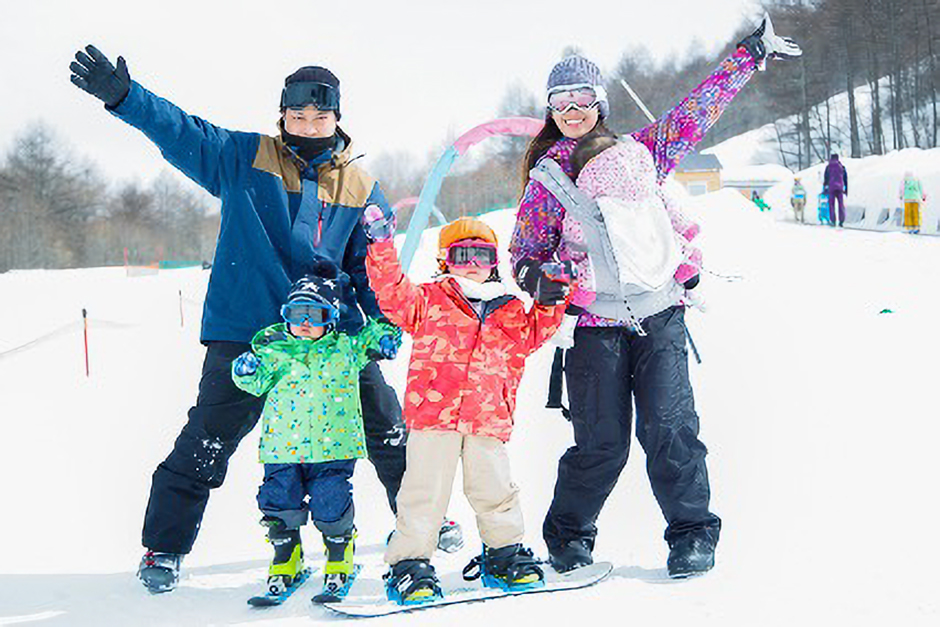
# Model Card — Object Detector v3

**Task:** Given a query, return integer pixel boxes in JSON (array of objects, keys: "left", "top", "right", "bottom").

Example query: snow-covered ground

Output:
[{"left": 1, "top": 188, "right": 938, "bottom": 626}]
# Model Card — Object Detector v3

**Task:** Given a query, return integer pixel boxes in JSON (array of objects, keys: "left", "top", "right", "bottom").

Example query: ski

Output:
[
  {"left": 311, "top": 564, "right": 363, "bottom": 604},
  {"left": 323, "top": 561, "right": 613, "bottom": 617},
  {"left": 247, "top": 567, "right": 313, "bottom": 607}
]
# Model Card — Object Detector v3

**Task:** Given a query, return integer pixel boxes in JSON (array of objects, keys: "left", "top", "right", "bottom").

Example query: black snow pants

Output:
[
  {"left": 542, "top": 307, "right": 721, "bottom": 553},
  {"left": 142, "top": 341, "right": 406, "bottom": 554}
]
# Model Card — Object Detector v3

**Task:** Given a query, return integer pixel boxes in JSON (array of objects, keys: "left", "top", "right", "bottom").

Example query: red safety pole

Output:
[{"left": 82, "top": 308, "right": 90, "bottom": 377}]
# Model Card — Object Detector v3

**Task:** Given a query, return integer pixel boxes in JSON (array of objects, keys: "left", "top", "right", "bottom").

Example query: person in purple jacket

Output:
[
  {"left": 510, "top": 15, "right": 801, "bottom": 578},
  {"left": 823, "top": 154, "right": 848, "bottom": 227}
]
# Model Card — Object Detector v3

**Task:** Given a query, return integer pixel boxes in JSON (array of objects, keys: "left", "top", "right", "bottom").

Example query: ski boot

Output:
[
  {"left": 262, "top": 517, "right": 305, "bottom": 595},
  {"left": 384, "top": 559, "right": 443, "bottom": 605},
  {"left": 438, "top": 519, "right": 464, "bottom": 553},
  {"left": 463, "top": 544, "right": 544, "bottom": 591},
  {"left": 138, "top": 550, "right": 183, "bottom": 593},
  {"left": 319, "top": 527, "right": 357, "bottom": 599},
  {"left": 547, "top": 538, "right": 593, "bottom": 573},
  {"left": 667, "top": 529, "right": 717, "bottom": 579}
]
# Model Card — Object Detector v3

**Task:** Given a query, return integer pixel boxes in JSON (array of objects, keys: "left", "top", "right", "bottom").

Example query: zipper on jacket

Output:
[{"left": 315, "top": 208, "right": 323, "bottom": 247}]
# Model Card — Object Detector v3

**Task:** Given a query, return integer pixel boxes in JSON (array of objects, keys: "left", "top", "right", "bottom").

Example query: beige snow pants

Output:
[{"left": 384, "top": 430, "right": 523, "bottom": 564}]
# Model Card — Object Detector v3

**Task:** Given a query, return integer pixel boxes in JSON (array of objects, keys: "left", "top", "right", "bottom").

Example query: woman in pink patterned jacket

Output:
[{"left": 509, "top": 15, "right": 801, "bottom": 578}]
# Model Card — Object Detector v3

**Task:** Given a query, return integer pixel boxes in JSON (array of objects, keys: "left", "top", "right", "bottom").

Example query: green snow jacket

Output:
[
  {"left": 901, "top": 177, "right": 925, "bottom": 202},
  {"left": 233, "top": 319, "right": 399, "bottom": 464}
]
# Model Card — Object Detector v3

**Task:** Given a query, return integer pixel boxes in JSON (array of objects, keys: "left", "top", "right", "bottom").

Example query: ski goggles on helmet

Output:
[
  {"left": 547, "top": 84, "right": 606, "bottom": 114},
  {"left": 280, "top": 299, "right": 337, "bottom": 327},
  {"left": 445, "top": 241, "right": 498, "bottom": 269},
  {"left": 280, "top": 81, "right": 341, "bottom": 112}
]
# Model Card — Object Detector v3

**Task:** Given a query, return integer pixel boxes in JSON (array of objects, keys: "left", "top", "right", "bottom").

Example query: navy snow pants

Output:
[
  {"left": 542, "top": 307, "right": 721, "bottom": 553},
  {"left": 141, "top": 341, "right": 406, "bottom": 554},
  {"left": 258, "top": 460, "right": 356, "bottom": 536}
]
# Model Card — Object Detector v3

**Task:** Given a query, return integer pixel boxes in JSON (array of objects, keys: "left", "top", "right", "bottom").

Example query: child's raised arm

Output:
[{"left": 361, "top": 205, "right": 432, "bottom": 335}]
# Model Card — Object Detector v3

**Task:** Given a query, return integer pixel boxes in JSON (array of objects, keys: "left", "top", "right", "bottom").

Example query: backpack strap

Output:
[
  {"left": 530, "top": 159, "right": 602, "bottom": 224},
  {"left": 545, "top": 347, "right": 571, "bottom": 420}
]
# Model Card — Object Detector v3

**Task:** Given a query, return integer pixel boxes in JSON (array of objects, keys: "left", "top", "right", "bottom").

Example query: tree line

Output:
[
  {"left": 4, "top": 0, "right": 937, "bottom": 272},
  {"left": 0, "top": 123, "right": 216, "bottom": 273}
]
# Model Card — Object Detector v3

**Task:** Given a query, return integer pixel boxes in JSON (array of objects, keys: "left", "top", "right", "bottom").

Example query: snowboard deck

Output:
[
  {"left": 323, "top": 561, "right": 613, "bottom": 617},
  {"left": 312, "top": 564, "right": 363, "bottom": 604},
  {"left": 247, "top": 567, "right": 314, "bottom": 607}
]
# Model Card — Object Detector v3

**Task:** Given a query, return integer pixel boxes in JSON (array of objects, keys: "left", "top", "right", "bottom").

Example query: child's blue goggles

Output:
[{"left": 280, "top": 299, "right": 337, "bottom": 327}]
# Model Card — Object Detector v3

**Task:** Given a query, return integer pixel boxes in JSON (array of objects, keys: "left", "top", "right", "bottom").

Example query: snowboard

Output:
[
  {"left": 322, "top": 561, "right": 613, "bottom": 617},
  {"left": 247, "top": 567, "right": 313, "bottom": 607},
  {"left": 311, "top": 564, "right": 363, "bottom": 604}
]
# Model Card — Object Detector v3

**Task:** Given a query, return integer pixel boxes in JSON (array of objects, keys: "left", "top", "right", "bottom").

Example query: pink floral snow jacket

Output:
[{"left": 510, "top": 48, "right": 758, "bottom": 326}]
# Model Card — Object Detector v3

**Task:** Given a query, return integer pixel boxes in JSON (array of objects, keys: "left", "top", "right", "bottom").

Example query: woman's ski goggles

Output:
[
  {"left": 445, "top": 241, "right": 498, "bottom": 269},
  {"left": 280, "top": 81, "right": 341, "bottom": 112},
  {"left": 280, "top": 299, "right": 337, "bottom": 327},
  {"left": 547, "top": 85, "right": 604, "bottom": 114}
]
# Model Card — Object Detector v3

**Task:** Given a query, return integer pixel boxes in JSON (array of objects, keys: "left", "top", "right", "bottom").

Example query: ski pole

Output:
[
  {"left": 620, "top": 79, "right": 656, "bottom": 123},
  {"left": 685, "top": 325, "right": 702, "bottom": 365}
]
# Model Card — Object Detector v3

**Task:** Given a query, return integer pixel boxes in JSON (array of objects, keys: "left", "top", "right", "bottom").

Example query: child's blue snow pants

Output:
[{"left": 258, "top": 460, "right": 356, "bottom": 535}]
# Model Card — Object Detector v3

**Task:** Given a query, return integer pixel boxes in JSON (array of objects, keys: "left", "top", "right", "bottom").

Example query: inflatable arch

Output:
[{"left": 399, "top": 117, "right": 545, "bottom": 272}]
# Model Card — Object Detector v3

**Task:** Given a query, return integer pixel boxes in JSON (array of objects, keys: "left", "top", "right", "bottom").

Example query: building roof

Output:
[{"left": 676, "top": 153, "right": 722, "bottom": 173}]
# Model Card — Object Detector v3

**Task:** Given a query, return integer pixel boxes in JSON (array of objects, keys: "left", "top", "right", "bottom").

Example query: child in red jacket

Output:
[{"left": 361, "top": 210, "right": 573, "bottom": 605}]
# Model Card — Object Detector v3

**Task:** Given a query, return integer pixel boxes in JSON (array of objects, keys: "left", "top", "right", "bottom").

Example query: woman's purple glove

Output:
[
  {"left": 361, "top": 204, "right": 396, "bottom": 243},
  {"left": 233, "top": 351, "right": 259, "bottom": 376}
]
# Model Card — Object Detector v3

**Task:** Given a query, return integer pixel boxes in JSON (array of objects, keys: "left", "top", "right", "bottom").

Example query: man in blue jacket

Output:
[{"left": 70, "top": 45, "right": 413, "bottom": 593}]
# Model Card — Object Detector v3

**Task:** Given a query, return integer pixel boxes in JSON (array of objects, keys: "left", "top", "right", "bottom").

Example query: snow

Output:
[{"left": 2, "top": 186, "right": 939, "bottom": 625}]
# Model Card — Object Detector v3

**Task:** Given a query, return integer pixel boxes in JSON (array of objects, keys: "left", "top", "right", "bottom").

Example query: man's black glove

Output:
[
  {"left": 514, "top": 259, "right": 575, "bottom": 306},
  {"left": 70, "top": 45, "right": 131, "bottom": 108}
]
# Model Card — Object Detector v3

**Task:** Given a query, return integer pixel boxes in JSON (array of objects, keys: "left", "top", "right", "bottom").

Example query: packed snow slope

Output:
[{"left": 1, "top": 190, "right": 938, "bottom": 626}]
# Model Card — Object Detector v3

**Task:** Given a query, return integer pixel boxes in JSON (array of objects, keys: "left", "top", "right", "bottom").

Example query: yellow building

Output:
[{"left": 674, "top": 153, "right": 722, "bottom": 196}]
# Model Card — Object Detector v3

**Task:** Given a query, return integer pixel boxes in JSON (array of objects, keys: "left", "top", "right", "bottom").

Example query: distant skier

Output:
[
  {"left": 68, "top": 44, "right": 412, "bottom": 593},
  {"left": 751, "top": 190, "right": 771, "bottom": 212},
  {"left": 361, "top": 212, "right": 572, "bottom": 604},
  {"left": 791, "top": 177, "right": 807, "bottom": 223},
  {"left": 232, "top": 262, "right": 401, "bottom": 600},
  {"left": 510, "top": 13, "right": 802, "bottom": 578},
  {"left": 899, "top": 170, "right": 927, "bottom": 234},
  {"left": 818, "top": 184, "right": 831, "bottom": 225},
  {"left": 823, "top": 154, "right": 848, "bottom": 227}
]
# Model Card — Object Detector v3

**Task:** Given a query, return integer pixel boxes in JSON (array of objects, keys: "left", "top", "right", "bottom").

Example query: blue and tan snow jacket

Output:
[{"left": 109, "top": 82, "right": 390, "bottom": 343}]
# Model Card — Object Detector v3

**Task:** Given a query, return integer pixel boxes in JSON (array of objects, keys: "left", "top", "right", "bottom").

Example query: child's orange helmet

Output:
[{"left": 437, "top": 217, "right": 498, "bottom": 271}]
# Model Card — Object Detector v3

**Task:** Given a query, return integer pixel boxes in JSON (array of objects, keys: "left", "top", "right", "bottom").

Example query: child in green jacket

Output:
[{"left": 233, "top": 260, "right": 401, "bottom": 600}]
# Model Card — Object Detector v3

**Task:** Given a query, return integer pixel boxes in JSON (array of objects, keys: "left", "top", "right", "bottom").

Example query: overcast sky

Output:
[{"left": 1, "top": 0, "right": 760, "bottom": 190}]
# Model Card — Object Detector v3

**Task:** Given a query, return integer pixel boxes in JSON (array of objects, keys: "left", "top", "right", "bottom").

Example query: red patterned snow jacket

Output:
[{"left": 366, "top": 241, "right": 567, "bottom": 442}]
